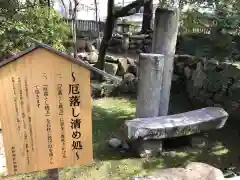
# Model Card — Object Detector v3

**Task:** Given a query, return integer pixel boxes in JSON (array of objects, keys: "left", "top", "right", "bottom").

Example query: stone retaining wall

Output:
[
  {"left": 174, "top": 55, "right": 240, "bottom": 117},
  {"left": 90, "top": 52, "right": 240, "bottom": 119}
]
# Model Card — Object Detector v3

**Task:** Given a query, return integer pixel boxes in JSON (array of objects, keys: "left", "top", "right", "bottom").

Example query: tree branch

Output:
[{"left": 115, "top": 0, "right": 150, "bottom": 18}]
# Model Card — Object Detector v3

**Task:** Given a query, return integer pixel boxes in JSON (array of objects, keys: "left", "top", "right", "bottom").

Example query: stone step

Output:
[{"left": 125, "top": 107, "right": 229, "bottom": 140}]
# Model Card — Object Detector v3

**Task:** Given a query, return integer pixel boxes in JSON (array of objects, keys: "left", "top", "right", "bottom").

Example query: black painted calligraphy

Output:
[
  {"left": 69, "top": 72, "right": 82, "bottom": 160},
  {"left": 17, "top": 77, "right": 30, "bottom": 164},
  {"left": 57, "top": 83, "right": 67, "bottom": 158},
  {"left": 43, "top": 83, "right": 54, "bottom": 164},
  {"left": 11, "top": 77, "right": 21, "bottom": 131},
  {"left": 34, "top": 85, "right": 41, "bottom": 108},
  {"left": 11, "top": 147, "right": 17, "bottom": 172},
  {"left": 46, "top": 119, "right": 53, "bottom": 164},
  {"left": 24, "top": 79, "right": 34, "bottom": 152},
  {"left": 43, "top": 85, "right": 50, "bottom": 117}
]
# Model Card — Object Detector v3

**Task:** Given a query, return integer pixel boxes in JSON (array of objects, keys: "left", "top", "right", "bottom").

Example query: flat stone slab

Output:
[{"left": 125, "top": 107, "right": 228, "bottom": 140}]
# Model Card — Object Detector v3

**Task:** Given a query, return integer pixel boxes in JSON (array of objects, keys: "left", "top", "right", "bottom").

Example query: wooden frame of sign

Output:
[{"left": 0, "top": 43, "right": 119, "bottom": 175}]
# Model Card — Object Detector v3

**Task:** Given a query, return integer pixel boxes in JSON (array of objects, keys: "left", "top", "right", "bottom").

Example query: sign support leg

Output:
[{"left": 47, "top": 168, "right": 59, "bottom": 180}]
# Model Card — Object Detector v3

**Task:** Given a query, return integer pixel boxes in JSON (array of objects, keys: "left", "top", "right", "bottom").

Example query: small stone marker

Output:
[
  {"left": 0, "top": 43, "right": 115, "bottom": 176},
  {"left": 125, "top": 107, "right": 228, "bottom": 140}
]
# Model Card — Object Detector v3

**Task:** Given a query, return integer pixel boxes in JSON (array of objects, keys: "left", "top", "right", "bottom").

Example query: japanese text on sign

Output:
[{"left": 69, "top": 72, "right": 82, "bottom": 160}]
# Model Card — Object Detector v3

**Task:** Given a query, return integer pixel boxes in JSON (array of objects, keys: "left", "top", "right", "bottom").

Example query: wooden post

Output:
[
  {"left": 136, "top": 53, "right": 164, "bottom": 118},
  {"left": 47, "top": 168, "right": 59, "bottom": 180},
  {"left": 152, "top": 8, "right": 180, "bottom": 116}
]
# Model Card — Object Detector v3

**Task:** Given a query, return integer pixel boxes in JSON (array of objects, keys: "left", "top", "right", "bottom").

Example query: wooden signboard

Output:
[{"left": 0, "top": 45, "right": 93, "bottom": 175}]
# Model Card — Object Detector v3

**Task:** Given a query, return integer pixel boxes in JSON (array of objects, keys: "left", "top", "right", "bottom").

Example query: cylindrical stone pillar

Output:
[
  {"left": 136, "top": 53, "right": 164, "bottom": 118},
  {"left": 152, "top": 8, "right": 180, "bottom": 116}
]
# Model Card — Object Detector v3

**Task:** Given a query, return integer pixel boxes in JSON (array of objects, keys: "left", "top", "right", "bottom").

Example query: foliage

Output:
[
  {"left": 0, "top": 5, "right": 70, "bottom": 59},
  {"left": 179, "top": 0, "right": 240, "bottom": 60}
]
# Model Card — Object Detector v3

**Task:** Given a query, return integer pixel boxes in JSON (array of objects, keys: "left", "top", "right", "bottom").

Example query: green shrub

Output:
[{"left": 0, "top": 6, "right": 70, "bottom": 59}]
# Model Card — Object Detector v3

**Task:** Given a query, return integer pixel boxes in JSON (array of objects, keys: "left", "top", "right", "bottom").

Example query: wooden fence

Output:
[
  {"left": 68, "top": 20, "right": 105, "bottom": 33},
  {"left": 69, "top": 20, "right": 240, "bottom": 36}
]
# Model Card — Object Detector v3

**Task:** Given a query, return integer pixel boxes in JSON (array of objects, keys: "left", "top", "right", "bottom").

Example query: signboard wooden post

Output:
[{"left": 0, "top": 44, "right": 106, "bottom": 176}]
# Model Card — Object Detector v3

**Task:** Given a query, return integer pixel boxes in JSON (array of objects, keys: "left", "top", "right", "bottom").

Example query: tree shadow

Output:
[
  {"left": 91, "top": 94, "right": 240, "bottom": 174},
  {"left": 141, "top": 122, "right": 240, "bottom": 172},
  {"left": 92, "top": 99, "right": 136, "bottom": 160}
]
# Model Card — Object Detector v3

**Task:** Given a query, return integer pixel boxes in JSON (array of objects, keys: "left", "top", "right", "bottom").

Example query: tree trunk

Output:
[
  {"left": 136, "top": 53, "right": 164, "bottom": 118},
  {"left": 95, "top": 0, "right": 149, "bottom": 76},
  {"left": 72, "top": 0, "right": 78, "bottom": 58},
  {"left": 95, "top": 0, "right": 115, "bottom": 72},
  {"left": 141, "top": 0, "right": 153, "bottom": 34},
  {"left": 94, "top": 0, "right": 99, "bottom": 38},
  {"left": 152, "top": 8, "right": 180, "bottom": 116}
]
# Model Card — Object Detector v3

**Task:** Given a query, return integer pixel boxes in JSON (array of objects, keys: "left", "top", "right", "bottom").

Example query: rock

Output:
[
  {"left": 223, "top": 100, "right": 240, "bottom": 113},
  {"left": 123, "top": 73, "right": 135, "bottom": 82},
  {"left": 77, "top": 52, "right": 88, "bottom": 60},
  {"left": 174, "top": 55, "right": 200, "bottom": 67},
  {"left": 205, "top": 99, "right": 214, "bottom": 106},
  {"left": 218, "top": 61, "right": 232, "bottom": 70},
  {"left": 192, "top": 63, "right": 206, "bottom": 88},
  {"left": 117, "top": 58, "right": 129, "bottom": 76},
  {"left": 185, "top": 162, "right": 225, "bottom": 180},
  {"left": 204, "top": 59, "right": 219, "bottom": 71},
  {"left": 213, "top": 92, "right": 226, "bottom": 103},
  {"left": 91, "top": 81, "right": 102, "bottom": 98},
  {"left": 124, "top": 107, "right": 228, "bottom": 140},
  {"left": 76, "top": 39, "right": 87, "bottom": 51},
  {"left": 229, "top": 81, "right": 240, "bottom": 101},
  {"left": 131, "top": 176, "right": 159, "bottom": 180},
  {"left": 85, "top": 42, "right": 96, "bottom": 52},
  {"left": 175, "top": 62, "right": 185, "bottom": 74},
  {"left": 116, "top": 74, "right": 138, "bottom": 95},
  {"left": 104, "top": 62, "right": 118, "bottom": 76},
  {"left": 133, "top": 162, "right": 224, "bottom": 180},
  {"left": 127, "top": 64, "right": 137, "bottom": 76},
  {"left": 87, "top": 51, "right": 98, "bottom": 63},
  {"left": 101, "top": 82, "right": 118, "bottom": 97},
  {"left": 127, "top": 57, "right": 137, "bottom": 66},
  {"left": 105, "top": 55, "right": 118, "bottom": 63},
  {"left": 129, "top": 139, "right": 163, "bottom": 158},
  {"left": 190, "top": 136, "right": 207, "bottom": 148},
  {"left": 108, "top": 138, "right": 122, "bottom": 148},
  {"left": 184, "top": 66, "right": 192, "bottom": 79},
  {"left": 172, "top": 74, "right": 180, "bottom": 82}
]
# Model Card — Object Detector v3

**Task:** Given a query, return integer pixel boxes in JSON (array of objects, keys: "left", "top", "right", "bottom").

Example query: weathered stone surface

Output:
[
  {"left": 184, "top": 66, "right": 192, "bottom": 79},
  {"left": 105, "top": 55, "right": 118, "bottom": 63},
  {"left": 192, "top": 62, "right": 206, "bottom": 88},
  {"left": 127, "top": 64, "right": 137, "bottom": 76},
  {"left": 130, "top": 139, "right": 163, "bottom": 158},
  {"left": 172, "top": 74, "right": 180, "bottom": 82},
  {"left": 123, "top": 73, "right": 135, "bottom": 82},
  {"left": 229, "top": 81, "right": 240, "bottom": 101},
  {"left": 204, "top": 59, "right": 219, "bottom": 71},
  {"left": 175, "top": 61, "right": 185, "bottom": 74},
  {"left": 185, "top": 162, "right": 225, "bottom": 180},
  {"left": 132, "top": 162, "right": 224, "bottom": 180},
  {"left": 131, "top": 176, "right": 159, "bottom": 180},
  {"left": 117, "top": 57, "right": 129, "bottom": 76},
  {"left": 104, "top": 62, "right": 118, "bottom": 76},
  {"left": 108, "top": 138, "right": 122, "bottom": 148},
  {"left": 87, "top": 51, "right": 98, "bottom": 63},
  {"left": 125, "top": 107, "right": 228, "bottom": 140},
  {"left": 190, "top": 136, "right": 207, "bottom": 148}
]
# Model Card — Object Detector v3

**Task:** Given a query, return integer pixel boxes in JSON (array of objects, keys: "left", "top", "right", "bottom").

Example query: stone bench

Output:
[
  {"left": 124, "top": 107, "right": 229, "bottom": 157},
  {"left": 125, "top": 107, "right": 229, "bottom": 141}
]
